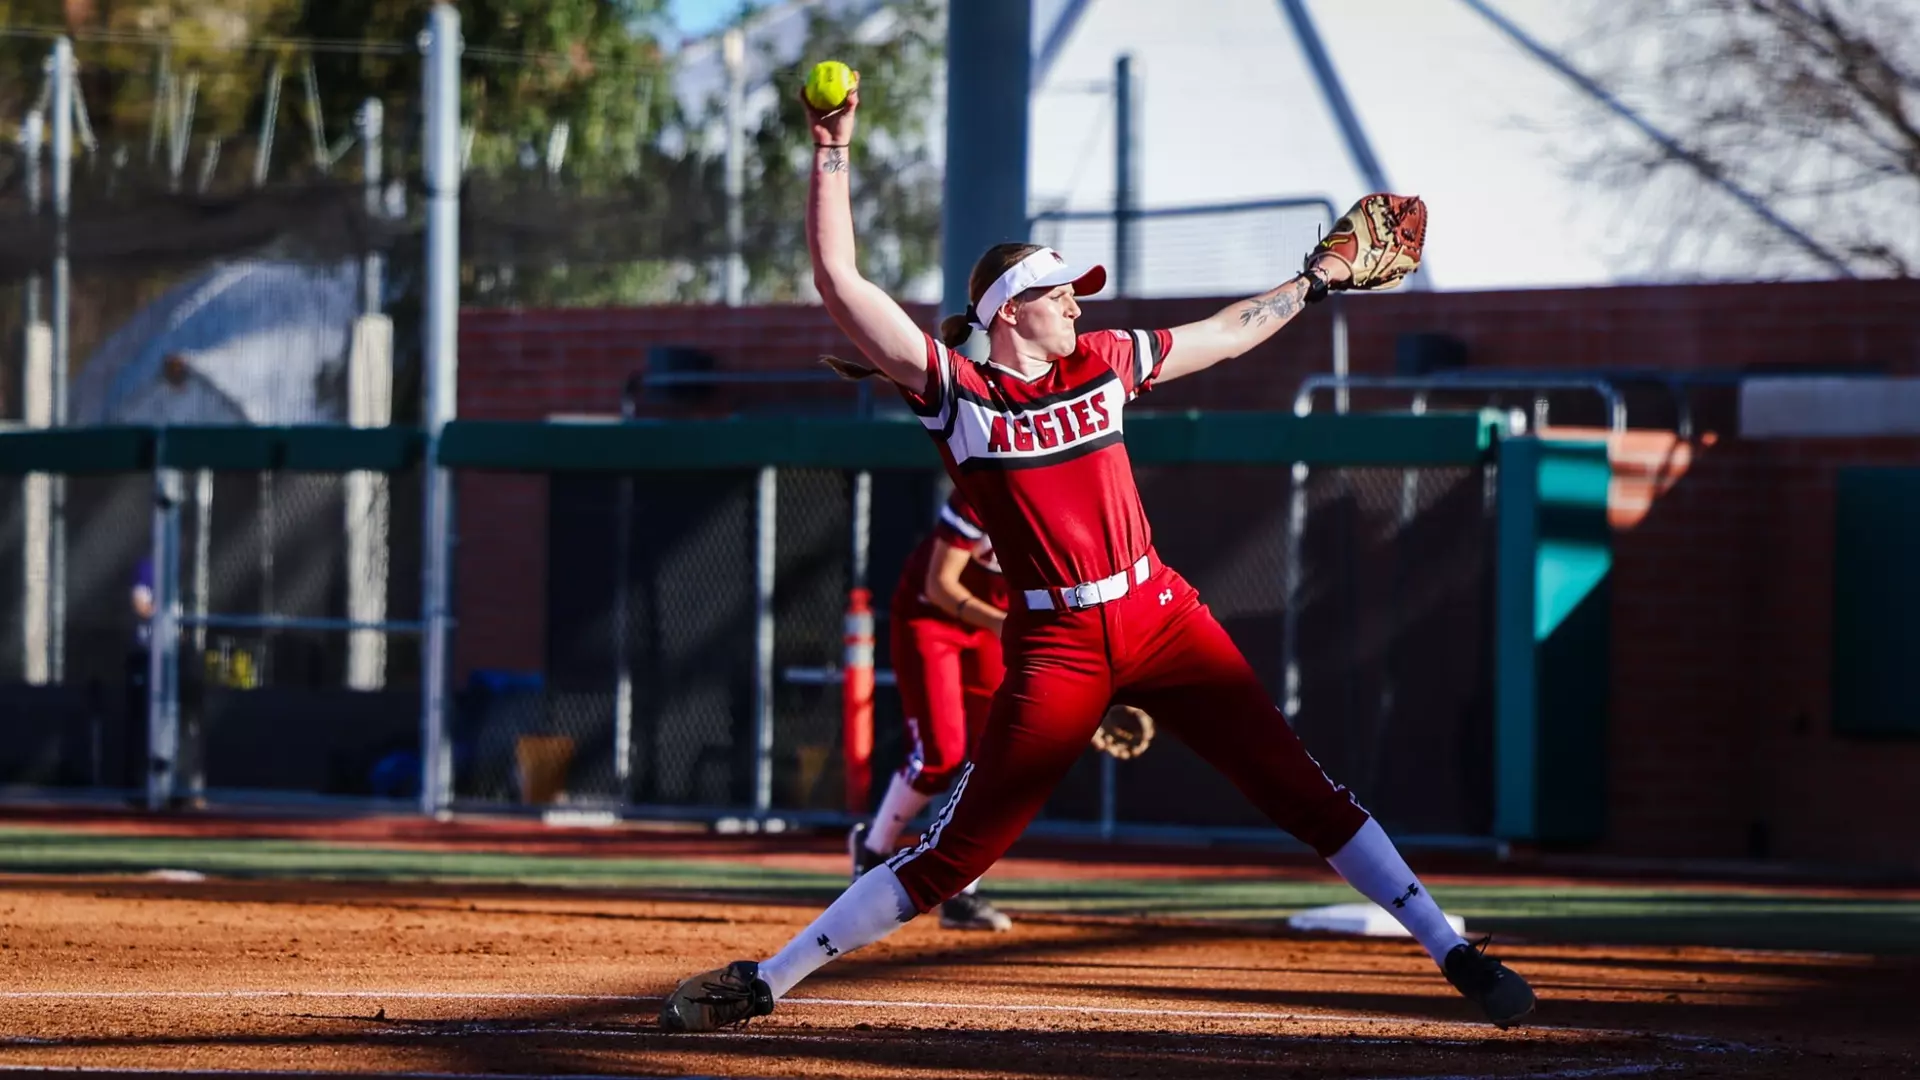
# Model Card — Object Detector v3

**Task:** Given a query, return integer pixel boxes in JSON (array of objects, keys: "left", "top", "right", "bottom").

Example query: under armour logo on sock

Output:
[
  {"left": 1158, "top": 589, "right": 1173, "bottom": 605},
  {"left": 816, "top": 934, "right": 839, "bottom": 957},
  {"left": 1391, "top": 882, "right": 1421, "bottom": 909}
]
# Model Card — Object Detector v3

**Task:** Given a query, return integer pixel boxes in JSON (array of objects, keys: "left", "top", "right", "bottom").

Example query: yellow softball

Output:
[{"left": 804, "top": 60, "right": 858, "bottom": 111}]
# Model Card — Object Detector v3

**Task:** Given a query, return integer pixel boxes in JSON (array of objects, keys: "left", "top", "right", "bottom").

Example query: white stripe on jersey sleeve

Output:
[
  {"left": 937, "top": 502, "right": 984, "bottom": 540},
  {"left": 916, "top": 341, "right": 960, "bottom": 432},
  {"left": 1128, "top": 329, "right": 1152, "bottom": 397}
]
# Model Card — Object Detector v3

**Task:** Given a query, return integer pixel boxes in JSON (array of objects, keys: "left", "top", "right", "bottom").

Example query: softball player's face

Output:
[{"left": 1013, "top": 284, "right": 1082, "bottom": 358}]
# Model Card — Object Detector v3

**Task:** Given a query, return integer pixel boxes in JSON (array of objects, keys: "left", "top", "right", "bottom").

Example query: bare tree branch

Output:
[{"left": 1564, "top": 0, "right": 1919, "bottom": 279}]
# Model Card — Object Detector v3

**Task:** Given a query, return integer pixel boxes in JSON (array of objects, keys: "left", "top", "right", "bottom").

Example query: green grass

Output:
[{"left": 2, "top": 826, "right": 1915, "bottom": 954}]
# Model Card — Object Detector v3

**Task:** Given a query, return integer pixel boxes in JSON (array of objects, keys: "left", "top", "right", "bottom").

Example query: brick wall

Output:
[{"left": 457, "top": 279, "right": 1920, "bottom": 870}]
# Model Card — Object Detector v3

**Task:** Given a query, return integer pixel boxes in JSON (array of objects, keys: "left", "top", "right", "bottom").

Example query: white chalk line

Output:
[
  {"left": 0, "top": 1059, "right": 1683, "bottom": 1080},
  {"left": 0, "top": 989, "right": 1767, "bottom": 1055}
]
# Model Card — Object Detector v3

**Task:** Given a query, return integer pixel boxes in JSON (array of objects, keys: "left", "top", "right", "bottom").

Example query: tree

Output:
[
  {"left": 729, "top": 0, "right": 945, "bottom": 302},
  {"left": 1568, "top": 0, "right": 1920, "bottom": 278},
  {"left": 2, "top": 0, "right": 304, "bottom": 192},
  {"left": 296, "top": 0, "right": 675, "bottom": 181}
]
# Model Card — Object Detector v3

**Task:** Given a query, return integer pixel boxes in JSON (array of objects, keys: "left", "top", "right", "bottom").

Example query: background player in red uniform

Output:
[
  {"left": 662, "top": 81, "right": 1534, "bottom": 1033},
  {"left": 851, "top": 489, "right": 1014, "bottom": 932}
]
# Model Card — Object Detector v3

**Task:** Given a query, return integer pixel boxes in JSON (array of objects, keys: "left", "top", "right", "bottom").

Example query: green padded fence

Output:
[
  {"left": 0, "top": 414, "right": 1610, "bottom": 846},
  {"left": 0, "top": 413, "right": 1501, "bottom": 476}
]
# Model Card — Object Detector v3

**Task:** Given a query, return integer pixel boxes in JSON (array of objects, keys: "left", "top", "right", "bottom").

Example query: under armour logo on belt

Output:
[{"left": 1158, "top": 589, "right": 1173, "bottom": 605}]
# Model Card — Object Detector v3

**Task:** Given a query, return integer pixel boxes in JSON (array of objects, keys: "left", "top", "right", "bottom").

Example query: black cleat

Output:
[
  {"left": 939, "top": 891, "right": 1013, "bottom": 932},
  {"left": 658, "top": 960, "right": 775, "bottom": 1032},
  {"left": 848, "top": 823, "right": 887, "bottom": 883},
  {"left": 1444, "top": 937, "right": 1537, "bottom": 1028}
]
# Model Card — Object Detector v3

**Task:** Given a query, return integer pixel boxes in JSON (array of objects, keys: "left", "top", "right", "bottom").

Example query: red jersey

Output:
[
  {"left": 892, "top": 491, "right": 1010, "bottom": 620},
  {"left": 898, "top": 328, "right": 1171, "bottom": 592}
]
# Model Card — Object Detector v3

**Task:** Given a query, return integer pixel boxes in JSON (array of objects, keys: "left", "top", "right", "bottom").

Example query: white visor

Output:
[{"left": 969, "top": 248, "right": 1107, "bottom": 331}]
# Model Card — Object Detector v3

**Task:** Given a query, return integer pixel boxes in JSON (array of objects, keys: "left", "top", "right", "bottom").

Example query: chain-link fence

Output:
[
  {"left": 1031, "top": 199, "right": 1339, "bottom": 300},
  {"left": 495, "top": 458, "right": 1496, "bottom": 840},
  {"left": 0, "top": 459, "right": 423, "bottom": 801}
]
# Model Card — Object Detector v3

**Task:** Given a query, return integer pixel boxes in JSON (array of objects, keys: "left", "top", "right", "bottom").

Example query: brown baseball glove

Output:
[
  {"left": 1090, "top": 704, "right": 1155, "bottom": 760},
  {"left": 1307, "top": 193, "right": 1427, "bottom": 296}
]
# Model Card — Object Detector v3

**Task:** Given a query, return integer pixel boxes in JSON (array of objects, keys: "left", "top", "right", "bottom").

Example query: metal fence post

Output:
[
  {"left": 842, "top": 469, "right": 875, "bottom": 812},
  {"left": 613, "top": 386, "right": 639, "bottom": 799},
  {"left": 21, "top": 109, "right": 52, "bottom": 686},
  {"left": 147, "top": 442, "right": 182, "bottom": 810},
  {"left": 49, "top": 38, "right": 73, "bottom": 685},
  {"left": 722, "top": 26, "right": 746, "bottom": 306},
  {"left": 347, "top": 98, "right": 393, "bottom": 692},
  {"left": 1113, "top": 54, "right": 1138, "bottom": 298},
  {"left": 752, "top": 466, "right": 777, "bottom": 816},
  {"left": 419, "top": 4, "right": 462, "bottom": 816}
]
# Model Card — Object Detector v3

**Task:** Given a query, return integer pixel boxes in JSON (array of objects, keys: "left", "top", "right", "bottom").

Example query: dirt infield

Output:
[{"left": 1, "top": 873, "right": 1915, "bottom": 1080}]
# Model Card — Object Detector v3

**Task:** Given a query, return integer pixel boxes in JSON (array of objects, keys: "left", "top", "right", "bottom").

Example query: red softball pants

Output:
[
  {"left": 890, "top": 612, "right": 1006, "bottom": 795},
  {"left": 889, "top": 557, "right": 1372, "bottom": 914}
]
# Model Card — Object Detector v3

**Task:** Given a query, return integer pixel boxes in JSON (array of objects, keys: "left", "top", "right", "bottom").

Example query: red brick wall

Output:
[{"left": 457, "top": 280, "right": 1920, "bottom": 870}]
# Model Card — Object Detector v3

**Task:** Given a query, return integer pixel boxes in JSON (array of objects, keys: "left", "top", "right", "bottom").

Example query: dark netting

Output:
[
  {"left": 1048, "top": 463, "right": 1498, "bottom": 838},
  {"left": 0, "top": 464, "right": 421, "bottom": 798},
  {"left": 178, "top": 467, "right": 424, "bottom": 800},
  {"left": 0, "top": 471, "right": 151, "bottom": 790},
  {"left": 529, "top": 461, "right": 1496, "bottom": 837},
  {"left": 514, "top": 470, "right": 760, "bottom": 809},
  {"left": 770, "top": 468, "right": 850, "bottom": 812}
]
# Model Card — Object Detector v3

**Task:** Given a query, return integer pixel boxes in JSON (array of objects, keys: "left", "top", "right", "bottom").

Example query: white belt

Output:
[{"left": 1024, "top": 556, "right": 1152, "bottom": 611}]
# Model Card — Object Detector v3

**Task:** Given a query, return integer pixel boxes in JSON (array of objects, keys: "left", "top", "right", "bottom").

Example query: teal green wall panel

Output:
[
  {"left": 1494, "top": 437, "right": 1613, "bottom": 844},
  {"left": 1832, "top": 468, "right": 1920, "bottom": 737}
]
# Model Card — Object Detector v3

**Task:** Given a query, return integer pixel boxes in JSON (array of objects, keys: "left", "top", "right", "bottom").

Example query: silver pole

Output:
[
  {"left": 1112, "top": 54, "right": 1137, "bottom": 297},
  {"left": 612, "top": 473, "right": 634, "bottom": 794},
  {"left": 348, "top": 98, "right": 392, "bottom": 693},
  {"left": 721, "top": 27, "right": 746, "bottom": 306},
  {"left": 613, "top": 385, "right": 636, "bottom": 796},
  {"left": 49, "top": 38, "right": 73, "bottom": 686},
  {"left": 21, "top": 112, "right": 49, "bottom": 686},
  {"left": 418, "top": 4, "right": 462, "bottom": 816},
  {"left": 358, "top": 98, "right": 385, "bottom": 311},
  {"left": 752, "top": 466, "right": 777, "bottom": 816},
  {"left": 1284, "top": 203, "right": 1344, "bottom": 719},
  {"left": 254, "top": 60, "right": 283, "bottom": 187},
  {"left": 1330, "top": 297, "right": 1349, "bottom": 414},
  {"left": 147, "top": 47, "right": 168, "bottom": 166},
  {"left": 850, "top": 470, "right": 872, "bottom": 591},
  {"left": 22, "top": 112, "right": 42, "bottom": 322},
  {"left": 191, "top": 470, "right": 211, "bottom": 652},
  {"left": 146, "top": 456, "right": 182, "bottom": 811}
]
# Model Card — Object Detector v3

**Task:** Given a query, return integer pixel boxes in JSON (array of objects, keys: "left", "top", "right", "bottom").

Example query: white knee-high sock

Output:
[
  {"left": 1324, "top": 817, "right": 1467, "bottom": 967},
  {"left": 759, "top": 864, "right": 915, "bottom": 999},
  {"left": 864, "top": 772, "right": 933, "bottom": 855}
]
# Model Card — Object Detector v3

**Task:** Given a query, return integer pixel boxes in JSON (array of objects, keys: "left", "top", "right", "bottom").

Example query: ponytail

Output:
[
  {"left": 937, "top": 313, "right": 975, "bottom": 350},
  {"left": 819, "top": 354, "right": 882, "bottom": 381}
]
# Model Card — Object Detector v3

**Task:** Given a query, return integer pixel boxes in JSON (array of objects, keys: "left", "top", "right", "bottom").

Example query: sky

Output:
[{"left": 667, "top": 0, "right": 780, "bottom": 40}]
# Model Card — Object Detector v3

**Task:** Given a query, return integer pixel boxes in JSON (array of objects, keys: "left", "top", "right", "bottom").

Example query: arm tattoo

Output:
[
  {"left": 820, "top": 147, "right": 849, "bottom": 175},
  {"left": 1236, "top": 285, "right": 1302, "bottom": 328}
]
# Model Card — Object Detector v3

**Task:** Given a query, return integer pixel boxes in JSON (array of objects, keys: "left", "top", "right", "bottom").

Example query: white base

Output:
[
  {"left": 1287, "top": 902, "right": 1466, "bottom": 938},
  {"left": 145, "top": 869, "right": 208, "bottom": 883},
  {"left": 541, "top": 808, "right": 620, "bottom": 829}
]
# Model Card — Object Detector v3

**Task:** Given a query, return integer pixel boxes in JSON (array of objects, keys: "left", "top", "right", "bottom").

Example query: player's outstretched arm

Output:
[
  {"left": 924, "top": 540, "right": 1007, "bottom": 637},
  {"left": 1155, "top": 256, "right": 1350, "bottom": 385},
  {"left": 804, "top": 88, "right": 930, "bottom": 390}
]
